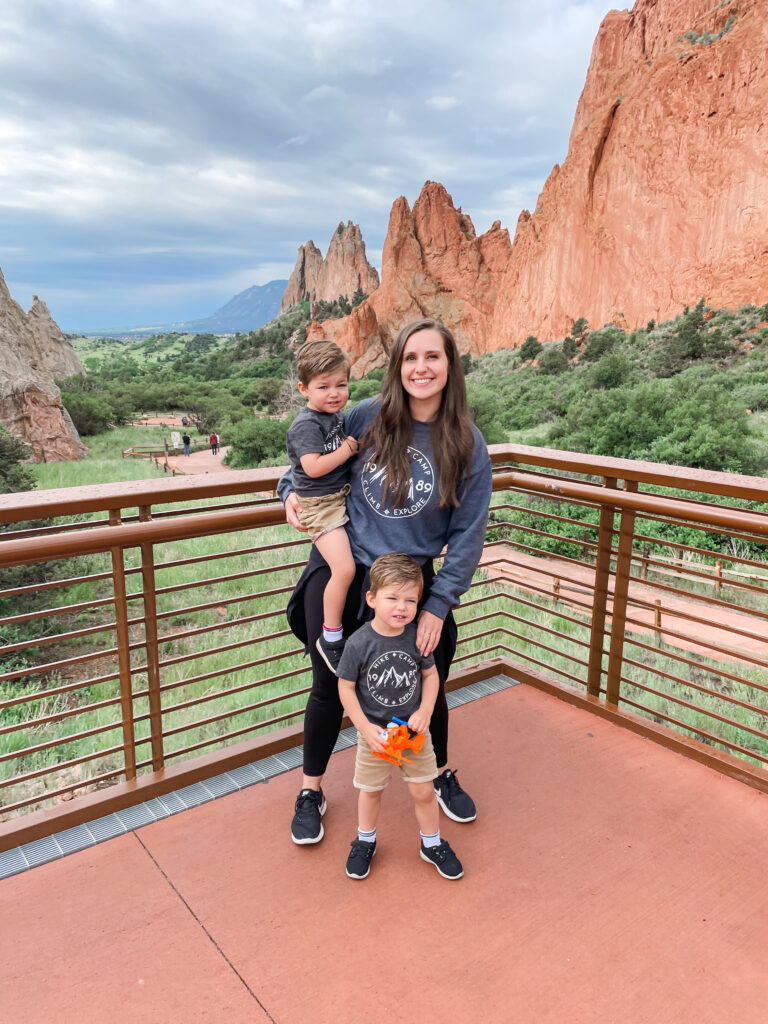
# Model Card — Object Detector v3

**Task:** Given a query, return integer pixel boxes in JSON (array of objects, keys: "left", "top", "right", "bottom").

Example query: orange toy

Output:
[{"left": 372, "top": 722, "right": 425, "bottom": 766}]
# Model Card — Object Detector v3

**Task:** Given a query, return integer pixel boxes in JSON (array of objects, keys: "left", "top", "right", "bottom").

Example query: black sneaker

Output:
[
  {"left": 434, "top": 768, "right": 476, "bottom": 823},
  {"left": 290, "top": 787, "right": 327, "bottom": 844},
  {"left": 315, "top": 636, "right": 346, "bottom": 675},
  {"left": 345, "top": 839, "right": 376, "bottom": 879},
  {"left": 420, "top": 839, "right": 464, "bottom": 879}
]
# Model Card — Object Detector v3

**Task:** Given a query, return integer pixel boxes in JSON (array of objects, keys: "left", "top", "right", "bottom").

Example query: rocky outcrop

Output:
[
  {"left": 280, "top": 222, "right": 380, "bottom": 314},
  {"left": 490, "top": 0, "right": 768, "bottom": 349},
  {"left": 307, "top": 183, "right": 512, "bottom": 374},
  {"left": 309, "top": 0, "right": 768, "bottom": 363},
  {"left": 0, "top": 269, "right": 87, "bottom": 462}
]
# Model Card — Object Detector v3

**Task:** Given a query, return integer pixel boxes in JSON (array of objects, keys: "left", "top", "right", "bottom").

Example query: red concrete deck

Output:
[{"left": 3, "top": 684, "right": 768, "bottom": 1024}]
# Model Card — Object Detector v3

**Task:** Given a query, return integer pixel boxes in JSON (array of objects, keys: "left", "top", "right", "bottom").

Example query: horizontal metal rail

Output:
[{"left": 2, "top": 442, "right": 768, "bottom": 852}]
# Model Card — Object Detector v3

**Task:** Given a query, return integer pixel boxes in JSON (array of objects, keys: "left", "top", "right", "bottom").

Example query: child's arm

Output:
[
  {"left": 299, "top": 435, "right": 358, "bottom": 479},
  {"left": 338, "top": 676, "right": 385, "bottom": 752},
  {"left": 407, "top": 665, "right": 439, "bottom": 735}
]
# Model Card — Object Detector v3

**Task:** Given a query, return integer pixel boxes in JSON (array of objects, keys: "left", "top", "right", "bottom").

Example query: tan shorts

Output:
[
  {"left": 296, "top": 485, "right": 350, "bottom": 542},
  {"left": 354, "top": 729, "right": 438, "bottom": 792}
]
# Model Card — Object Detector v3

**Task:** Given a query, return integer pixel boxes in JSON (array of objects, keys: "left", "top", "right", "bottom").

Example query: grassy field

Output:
[
  {"left": 71, "top": 332, "right": 231, "bottom": 371},
  {"left": 31, "top": 425, "right": 172, "bottom": 492}
]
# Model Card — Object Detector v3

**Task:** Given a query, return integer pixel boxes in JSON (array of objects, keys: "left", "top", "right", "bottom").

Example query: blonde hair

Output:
[
  {"left": 369, "top": 552, "right": 424, "bottom": 596},
  {"left": 296, "top": 339, "right": 350, "bottom": 386}
]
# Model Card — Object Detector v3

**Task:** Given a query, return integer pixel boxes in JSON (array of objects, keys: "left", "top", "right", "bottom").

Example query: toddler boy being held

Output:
[
  {"left": 286, "top": 340, "right": 358, "bottom": 674},
  {"left": 337, "top": 553, "right": 464, "bottom": 881}
]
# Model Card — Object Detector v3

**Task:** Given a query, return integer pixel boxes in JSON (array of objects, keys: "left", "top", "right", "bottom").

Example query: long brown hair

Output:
[{"left": 361, "top": 318, "right": 475, "bottom": 508}]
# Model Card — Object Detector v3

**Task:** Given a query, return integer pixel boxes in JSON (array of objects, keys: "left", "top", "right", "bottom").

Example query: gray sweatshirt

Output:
[{"left": 278, "top": 397, "right": 492, "bottom": 620}]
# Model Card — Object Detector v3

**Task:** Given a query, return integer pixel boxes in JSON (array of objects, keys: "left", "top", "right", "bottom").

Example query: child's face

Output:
[
  {"left": 298, "top": 370, "right": 350, "bottom": 415},
  {"left": 366, "top": 581, "right": 421, "bottom": 635}
]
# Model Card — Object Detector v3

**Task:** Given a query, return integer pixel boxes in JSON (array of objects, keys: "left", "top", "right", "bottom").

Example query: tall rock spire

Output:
[{"left": 279, "top": 221, "right": 379, "bottom": 314}]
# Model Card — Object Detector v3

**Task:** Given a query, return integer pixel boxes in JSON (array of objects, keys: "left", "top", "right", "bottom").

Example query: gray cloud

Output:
[{"left": 0, "top": 0, "right": 618, "bottom": 328}]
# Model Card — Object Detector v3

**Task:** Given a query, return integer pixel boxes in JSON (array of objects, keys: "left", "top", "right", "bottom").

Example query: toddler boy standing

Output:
[
  {"left": 286, "top": 339, "right": 358, "bottom": 674},
  {"left": 337, "top": 553, "right": 464, "bottom": 880}
]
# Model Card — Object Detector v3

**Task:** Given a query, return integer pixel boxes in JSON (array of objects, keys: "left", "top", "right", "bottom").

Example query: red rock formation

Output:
[
  {"left": 491, "top": 0, "right": 768, "bottom": 349},
  {"left": 0, "top": 269, "right": 87, "bottom": 462},
  {"left": 279, "top": 240, "right": 323, "bottom": 312},
  {"left": 307, "top": 183, "right": 512, "bottom": 374},
  {"left": 279, "top": 222, "right": 379, "bottom": 314},
  {"left": 310, "top": 0, "right": 768, "bottom": 364}
]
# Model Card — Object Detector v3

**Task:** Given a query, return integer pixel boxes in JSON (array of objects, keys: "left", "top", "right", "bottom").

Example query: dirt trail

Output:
[
  {"left": 163, "top": 445, "right": 234, "bottom": 475},
  {"left": 482, "top": 543, "right": 767, "bottom": 667}
]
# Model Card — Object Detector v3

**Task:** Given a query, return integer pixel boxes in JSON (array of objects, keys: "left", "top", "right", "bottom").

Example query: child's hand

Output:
[
  {"left": 362, "top": 721, "right": 386, "bottom": 753},
  {"left": 407, "top": 707, "right": 431, "bottom": 735}
]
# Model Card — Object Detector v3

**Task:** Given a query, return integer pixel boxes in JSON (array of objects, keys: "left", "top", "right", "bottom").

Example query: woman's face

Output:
[{"left": 400, "top": 328, "right": 450, "bottom": 418}]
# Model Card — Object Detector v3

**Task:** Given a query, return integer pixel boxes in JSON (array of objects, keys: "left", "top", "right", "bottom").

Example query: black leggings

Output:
[{"left": 301, "top": 564, "right": 456, "bottom": 777}]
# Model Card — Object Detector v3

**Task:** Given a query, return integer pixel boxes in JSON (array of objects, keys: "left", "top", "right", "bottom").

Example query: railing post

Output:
[
  {"left": 715, "top": 559, "right": 722, "bottom": 594},
  {"left": 654, "top": 599, "right": 662, "bottom": 644},
  {"left": 109, "top": 509, "right": 137, "bottom": 781},
  {"left": 586, "top": 477, "right": 618, "bottom": 697},
  {"left": 605, "top": 481, "right": 638, "bottom": 707},
  {"left": 139, "top": 504, "right": 165, "bottom": 771}
]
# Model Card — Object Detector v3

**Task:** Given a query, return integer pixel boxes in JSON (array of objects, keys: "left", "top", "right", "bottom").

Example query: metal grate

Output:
[{"left": 0, "top": 674, "right": 518, "bottom": 881}]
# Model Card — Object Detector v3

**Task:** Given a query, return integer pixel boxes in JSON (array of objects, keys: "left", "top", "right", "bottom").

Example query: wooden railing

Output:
[{"left": 1, "top": 447, "right": 767, "bottom": 850}]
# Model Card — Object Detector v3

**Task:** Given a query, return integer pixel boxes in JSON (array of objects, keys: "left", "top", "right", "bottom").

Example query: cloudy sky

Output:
[{"left": 0, "top": 0, "right": 619, "bottom": 331}]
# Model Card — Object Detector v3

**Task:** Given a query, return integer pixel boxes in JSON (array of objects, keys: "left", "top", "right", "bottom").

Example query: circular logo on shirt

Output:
[
  {"left": 360, "top": 445, "right": 435, "bottom": 518},
  {"left": 366, "top": 650, "right": 419, "bottom": 709}
]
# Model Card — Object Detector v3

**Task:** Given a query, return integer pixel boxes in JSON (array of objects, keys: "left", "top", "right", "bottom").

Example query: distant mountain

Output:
[
  {"left": 181, "top": 280, "right": 288, "bottom": 334},
  {"left": 74, "top": 279, "right": 288, "bottom": 338}
]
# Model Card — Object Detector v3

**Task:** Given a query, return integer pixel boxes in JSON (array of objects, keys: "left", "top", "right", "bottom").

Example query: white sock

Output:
[
  {"left": 420, "top": 829, "right": 441, "bottom": 849},
  {"left": 323, "top": 624, "right": 343, "bottom": 643},
  {"left": 358, "top": 827, "right": 376, "bottom": 844}
]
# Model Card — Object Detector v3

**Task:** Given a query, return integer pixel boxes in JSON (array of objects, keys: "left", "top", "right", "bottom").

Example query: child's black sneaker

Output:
[
  {"left": 316, "top": 635, "right": 346, "bottom": 675},
  {"left": 420, "top": 839, "right": 464, "bottom": 879},
  {"left": 290, "top": 787, "right": 327, "bottom": 844},
  {"left": 345, "top": 839, "right": 376, "bottom": 879},
  {"left": 434, "top": 768, "right": 476, "bottom": 822}
]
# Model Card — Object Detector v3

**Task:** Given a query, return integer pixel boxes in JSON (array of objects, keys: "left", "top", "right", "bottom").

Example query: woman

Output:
[{"left": 279, "top": 318, "right": 492, "bottom": 844}]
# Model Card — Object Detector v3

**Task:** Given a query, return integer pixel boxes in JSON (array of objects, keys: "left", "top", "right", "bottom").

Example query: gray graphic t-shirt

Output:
[
  {"left": 286, "top": 406, "right": 349, "bottom": 496},
  {"left": 337, "top": 622, "right": 435, "bottom": 728}
]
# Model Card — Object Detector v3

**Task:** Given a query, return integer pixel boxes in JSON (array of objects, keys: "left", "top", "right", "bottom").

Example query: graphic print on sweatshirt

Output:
[
  {"left": 365, "top": 649, "right": 419, "bottom": 710},
  {"left": 360, "top": 445, "right": 435, "bottom": 518}
]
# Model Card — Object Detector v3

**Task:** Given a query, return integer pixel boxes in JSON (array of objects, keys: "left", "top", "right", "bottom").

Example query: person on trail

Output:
[{"left": 182, "top": 433, "right": 191, "bottom": 457}]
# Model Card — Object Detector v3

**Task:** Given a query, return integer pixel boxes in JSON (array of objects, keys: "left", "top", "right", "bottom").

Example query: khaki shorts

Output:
[
  {"left": 296, "top": 485, "right": 350, "bottom": 542},
  {"left": 354, "top": 729, "right": 438, "bottom": 791}
]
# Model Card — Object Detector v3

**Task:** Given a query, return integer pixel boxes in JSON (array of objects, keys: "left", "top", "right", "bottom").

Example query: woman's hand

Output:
[
  {"left": 416, "top": 609, "right": 444, "bottom": 657},
  {"left": 283, "top": 491, "right": 307, "bottom": 532},
  {"left": 345, "top": 435, "right": 359, "bottom": 455}
]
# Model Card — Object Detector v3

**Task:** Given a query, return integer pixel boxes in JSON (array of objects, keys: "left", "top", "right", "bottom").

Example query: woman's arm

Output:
[{"left": 422, "top": 432, "right": 493, "bottom": 621}]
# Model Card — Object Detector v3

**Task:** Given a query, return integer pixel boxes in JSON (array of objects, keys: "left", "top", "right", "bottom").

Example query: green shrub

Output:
[{"left": 224, "top": 416, "right": 290, "bottom": 468}]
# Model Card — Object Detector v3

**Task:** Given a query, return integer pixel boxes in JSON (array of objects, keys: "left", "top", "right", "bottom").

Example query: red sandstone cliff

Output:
[
  {"left": 279, "top": 222, "right": 380, "bottom": 314},
  {"left": 491, "top": 0, "right": 768, "bottom": 349},
  {"left": 310, "top": 0, "right": 768, "bottom": 364},
  {"left": 0, "top": 269, "right": 87, "bottom": 463},
  {"left": 307, "top": 183, "right": 512, "bottom": 374}
]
